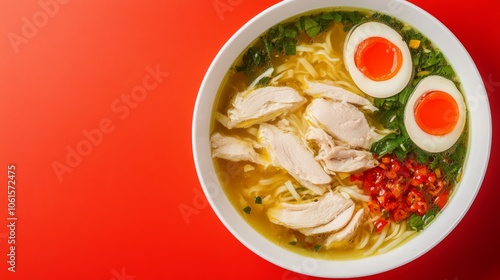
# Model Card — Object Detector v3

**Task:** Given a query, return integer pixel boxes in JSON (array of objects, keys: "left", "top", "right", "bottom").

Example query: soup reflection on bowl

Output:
[{"left": 192, "top": 0, "right": 491, "bottom": 277}]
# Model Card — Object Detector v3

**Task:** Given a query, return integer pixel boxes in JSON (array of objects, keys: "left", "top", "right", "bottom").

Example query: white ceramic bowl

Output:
[{"left": 192, "top": 0, "right": 492, "bottom": 277}]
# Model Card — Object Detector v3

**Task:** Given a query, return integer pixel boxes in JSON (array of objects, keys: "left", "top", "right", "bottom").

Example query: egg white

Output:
[
  {"left": 404, "top": 75, "right": 467, "bottom": 153},
  {"left": 343, "top": 22, "right": 413, "bottom": 98}
]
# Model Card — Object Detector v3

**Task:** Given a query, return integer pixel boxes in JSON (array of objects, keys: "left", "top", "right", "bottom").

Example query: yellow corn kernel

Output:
[
  {"left": 417, "top": 70, "right": 430, "bottom": 77},
  {"left": 435, "top": 168, "right": 442, "bottom": 178},
  {"left": 409, "top": 39, "right": 421, "bottom": 49}
]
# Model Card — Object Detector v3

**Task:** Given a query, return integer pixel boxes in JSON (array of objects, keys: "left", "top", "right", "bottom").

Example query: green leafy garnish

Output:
[
  {"left": 408, "top": 209, "right": 437, "bottom": 231},
  {"left": 243, "top": 206, "right": 251, "bottom": 214},
  {"left": 297, "top": 17, "right": 321, "bottom": 38},
  {"left": 235, "top": 46, "right": 270, "bottom": 83},
  {"left": 340, "top": 11, "right": 365, "bottom": 31},
  {"left": 370, "top": 12, "right": 404, "bottom": 30},
  {"left": 320, "top": 11, "right": 342, "bottom": 22},
  {"left": 313, "top": 244, "right": 321, "bottom": 252},
  {"left": 423, "top": 209, "right": 437, "bottom": 224},
  {"left": 375, "top": 108, "right": 399, "bottom": 130},
  {"left": 371, "top": 133, "right": 406, "bottom": 157},
  {"left": 408, "top": 214, "right": 425, "bottom": 231},
  {"left": 254, "top": 196, "right": 262, "bottom": 204}
]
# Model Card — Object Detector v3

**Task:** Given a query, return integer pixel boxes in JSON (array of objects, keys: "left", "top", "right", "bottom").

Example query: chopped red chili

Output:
[
  {"left": 374, "top": 218, "right": 389, "bottom": 232},
  {"left": 351, "top": 154, "right": 451, "bottom": 223},
  {"left": 434, "top": 190, "right": 450, "bottom": 209}
]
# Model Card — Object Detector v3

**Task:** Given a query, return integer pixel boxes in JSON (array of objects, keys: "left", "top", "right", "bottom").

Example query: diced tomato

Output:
[{"left": 374, "top": 219, "right": 389, "bottom": 232}]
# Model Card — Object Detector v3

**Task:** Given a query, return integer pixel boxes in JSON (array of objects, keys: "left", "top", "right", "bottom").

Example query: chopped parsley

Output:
[
  {"left": 313, "top": 244, "right": 321, "bottom": 252},
  {"left": 254, "top": 196, "right": 262, "bottom": 204}
]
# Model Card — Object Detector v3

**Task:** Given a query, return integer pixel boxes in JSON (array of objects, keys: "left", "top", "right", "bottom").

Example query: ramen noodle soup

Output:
[{"left": 209, "top": 8, "right": 468, "bottom": 260}]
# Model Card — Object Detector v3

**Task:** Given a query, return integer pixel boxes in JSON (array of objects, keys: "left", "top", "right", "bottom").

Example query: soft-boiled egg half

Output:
[
  {"left": 344, "top": 22, "right": 413, "bottom": 98},
  {"left": 404, "top": 75, "right": 467, "bottom": 153}
]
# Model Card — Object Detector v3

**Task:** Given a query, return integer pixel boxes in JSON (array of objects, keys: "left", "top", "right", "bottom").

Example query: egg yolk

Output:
[
  {"left": 414, "top": 90, "right": 459, "bottom": 136},
  {"left": 354, "top": 37, "right": 403, "bottom": 81}
]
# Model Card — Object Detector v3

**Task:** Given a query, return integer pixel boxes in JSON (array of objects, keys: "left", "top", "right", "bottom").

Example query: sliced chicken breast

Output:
[
  {"left": 303, "top": 81, "right": 378, "bottom": 112},
  {"left": 306, "top": 127, "right": 336, "bottom": 158},
  {"left": 226, "top": 86, "right": 306, "bottom": 128},
  {"left": 306, "top": 127, "right": 379, "bottom": 173},
  {"left": 305, "top": 98, "right": 383, "bottom": 149},
  {"left": 325, "top": 147, "right": 379, "bottom": 173},
  {"left": 267, "top": 191, "right": 354, "bottom": 229},
  {"left": 259, "top": 124, "right": 331, "bottom": 194},
  {"left": 299, "top": 204, "right": 355, "bottom": 236},
  {"left": 210, "top": 132, "right": 263, "bottom": 164},
  {"left": 324, "top": 208, "right": 365, "bottom": 248}
]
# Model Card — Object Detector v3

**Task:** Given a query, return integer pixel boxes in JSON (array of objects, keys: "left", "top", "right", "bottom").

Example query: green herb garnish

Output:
[
  {"left": 297, "top": 16, "right": 321, "bottom": 38},
  {"left": 254, "top": 196, "right": 262, "bottom": 204},
  {"left": 408, "top": 214, "right": 425, "bottom": 231},
  {"left": 408, "top": 209, "right": 437, "bottom": 231},
  {"left": 313, "top": 244, "right": 321, "bottom": 252}
]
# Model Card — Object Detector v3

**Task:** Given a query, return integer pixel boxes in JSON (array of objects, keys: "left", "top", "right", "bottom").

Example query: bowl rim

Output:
[{"left": 192, "top": 0, "right": 492, "bottom": 277}]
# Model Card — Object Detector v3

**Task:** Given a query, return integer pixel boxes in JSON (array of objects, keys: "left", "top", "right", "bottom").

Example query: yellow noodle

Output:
[
  {"left": 364, "top": 227, "right": 388, "bottom": 256},
  {"left": 378, "top": 231, "right": 417, "bottom": 254},
  {"left": 385, "top": 222, "right": 401, "bottom": 240}
]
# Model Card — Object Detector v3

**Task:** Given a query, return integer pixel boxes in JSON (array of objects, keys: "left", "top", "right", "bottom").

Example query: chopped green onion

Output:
[{"left": 400, "top": 143, "right": 407, "bottom": 152}]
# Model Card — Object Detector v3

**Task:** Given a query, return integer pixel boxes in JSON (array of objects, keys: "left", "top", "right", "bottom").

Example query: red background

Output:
[{"left": 0, "top": 0, "right": 498, "bottom": 279}]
